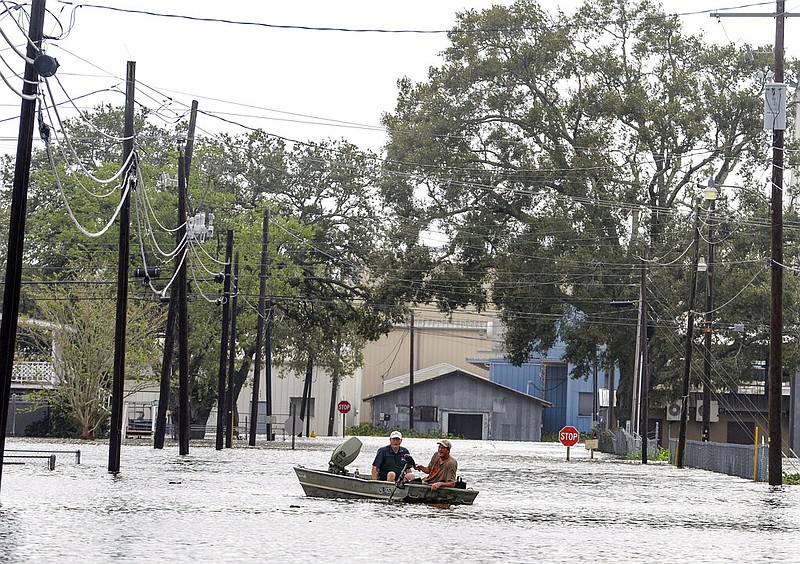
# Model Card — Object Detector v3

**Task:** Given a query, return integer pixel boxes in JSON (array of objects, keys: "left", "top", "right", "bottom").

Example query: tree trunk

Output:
[
  {"left": 327, "top": 374, "right": 339, "bottom": 436},
  {"left": 300, "top": 353, "right": 313, "bottom": 436}
]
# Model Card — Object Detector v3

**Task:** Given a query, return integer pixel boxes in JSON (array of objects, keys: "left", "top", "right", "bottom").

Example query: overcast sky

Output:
[{"left": 0, "top": 1, "right": 798, "bottom": 157}]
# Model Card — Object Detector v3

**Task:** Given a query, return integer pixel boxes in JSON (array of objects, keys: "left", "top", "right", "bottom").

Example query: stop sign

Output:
[
  {"left": 559, "top": 425, "right": 580, "bottom": 447},
  {"left": 337, "top": 400, "right": 351, "bottom": 414}
]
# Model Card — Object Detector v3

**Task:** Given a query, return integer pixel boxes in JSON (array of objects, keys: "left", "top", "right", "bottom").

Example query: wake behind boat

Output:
[{"left": 294, "top": 437, "right": 479, "bottom": 505}]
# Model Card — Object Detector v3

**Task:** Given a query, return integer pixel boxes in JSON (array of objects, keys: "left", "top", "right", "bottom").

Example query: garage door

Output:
[{"left": 447, "top": 413, "right": 483, "bottom": 439}]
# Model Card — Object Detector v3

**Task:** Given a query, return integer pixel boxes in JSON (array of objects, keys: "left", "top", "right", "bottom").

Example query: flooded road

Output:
[{"left": 1, "top": 436, "right": 798, "bottom": 562}]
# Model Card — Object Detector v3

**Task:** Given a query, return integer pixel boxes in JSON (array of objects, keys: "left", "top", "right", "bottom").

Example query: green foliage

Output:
[
  {"left": 380, "top": 0, "right": 798, "bottom": 418},
  {"left": 24, "top": 274, "right": 164, "bottom": 440},
  {"left": 783, "top": 472, "right": 800, "bottom": 485},
  {"left": 345, "top": 424, "right": 453, "bottom": 439},
  {"left": 625, "top": 445, "right": 670, "bottom": 462}
]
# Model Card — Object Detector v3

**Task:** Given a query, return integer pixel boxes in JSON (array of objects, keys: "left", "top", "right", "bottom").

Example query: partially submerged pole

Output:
[
  {"left": 108, "top": 60, "right": 136, "bottom": 473},
  {"left": 0, "top": 0, "right": 47, "bottom": 491},
  {"left": 215, "top": 230, "right": 233, "bottom": 450}
]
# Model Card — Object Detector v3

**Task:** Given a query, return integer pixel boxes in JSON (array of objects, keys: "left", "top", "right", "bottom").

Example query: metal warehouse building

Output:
[{"left": 365, "top": 368, "right": 550, "bottom": 441}]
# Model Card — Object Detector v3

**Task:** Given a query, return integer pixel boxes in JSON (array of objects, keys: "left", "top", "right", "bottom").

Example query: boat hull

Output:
[{"left": 293, "top": 466, "right": 478, "bottom": 505}]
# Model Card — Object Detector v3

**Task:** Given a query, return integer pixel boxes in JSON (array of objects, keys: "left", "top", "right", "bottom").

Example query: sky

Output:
[{"left": 0, "top": 0, "right": 799, "bottom": 157}]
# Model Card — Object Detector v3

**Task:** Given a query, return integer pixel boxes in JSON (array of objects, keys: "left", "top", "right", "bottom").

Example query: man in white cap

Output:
[
  {"left": 371, "top": 430, "right": 414, "bottom": 482},
  {"left": 414, "top": 439, "right": 457, "bottom": 491}
]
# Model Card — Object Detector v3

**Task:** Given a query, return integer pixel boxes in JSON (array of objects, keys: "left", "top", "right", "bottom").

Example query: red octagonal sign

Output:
[
  {"left": 559, "top": 425, "right": 580, "bottom": 447},
  {"left": 337, "top": 400, "right": 351, "bottom": 414}
]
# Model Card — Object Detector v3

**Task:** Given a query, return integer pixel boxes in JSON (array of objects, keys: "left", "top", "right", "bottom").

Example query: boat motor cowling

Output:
[{"left": 328, "top": 436, "right": 362, "bottom": 474}]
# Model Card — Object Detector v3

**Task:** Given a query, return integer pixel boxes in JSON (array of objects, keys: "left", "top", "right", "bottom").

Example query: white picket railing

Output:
[{"left": 11, "top": 361, "right": 57, "bottom": 386}]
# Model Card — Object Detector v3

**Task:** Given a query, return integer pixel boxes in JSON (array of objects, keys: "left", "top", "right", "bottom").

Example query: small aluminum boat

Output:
[{"left": 293, "top": 437, "right": 479, "bottom": 505}]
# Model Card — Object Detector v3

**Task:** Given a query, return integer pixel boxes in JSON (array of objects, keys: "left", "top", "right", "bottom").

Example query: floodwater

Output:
[{"left": 0, "top": 436, "right": 798, "bottom": 563}]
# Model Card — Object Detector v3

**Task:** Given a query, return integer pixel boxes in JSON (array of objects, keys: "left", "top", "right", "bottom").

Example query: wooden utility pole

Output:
[
  {"left": 215, "top": 230, "right": 233, "bottom": 450},
  {"left": 409, "top": 311, "right": 415, "bottom": 430},
  {"left": 702, "top": 193, "right": 716, "bottom": 442},
  {"left": 154, "top": 290, "right": 176, "bottom": 449},
  {"left": 249, "top": 210, "right": 270, "bottom": 446},
  {"left": 0, "top": 0, "right": 46, "bottom": 491},
  {"left": 638, "top": 257, "right": 649, "bottom": 464},
  {"left": 176, "top": 154, "right": 190, "bottom": 455},
  {"left": 710, "top": 1, "right": 796, "bottom": 486},
  {"left": 264, "top": 303, "right": 274, "bottom": 440},
  {"left": 607, "top": 363, "right": 615, "bottom": 431},
  {"left": 592, "top": 356, "right": 598, "bottom": 425},
  {"left": 108, "top": 61, "right": 136, "bottom": 474},
  {"left": 226, "top": 252, "right": 240, "bottom": 447},
  {"left": 677, "top": 203, "right": 702, "bottom": 468},
  {"left": 155, "top": 100, "right": 198, "bottom": 449},
  {"left": 768, "top": 0, "right": 786, "bottom": 486}
]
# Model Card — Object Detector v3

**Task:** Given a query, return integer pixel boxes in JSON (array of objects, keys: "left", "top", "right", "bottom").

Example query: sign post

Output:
[
  {"left": 559, "top": 425, "right": 580, "bottom": 461},
  {"left": 337, "top": 400, "right": 351, "bottom": 437}
]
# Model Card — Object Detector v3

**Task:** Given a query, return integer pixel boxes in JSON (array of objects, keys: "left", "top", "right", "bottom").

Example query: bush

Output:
[
  {"left": 783, "top": 472, "right": 800, "bottom": 485},
  {"left": 625, "top": 445, "right": 670, "bottom": 462},
  {"left": 345, "top": 424, "right": 453, "bottom": 439}
]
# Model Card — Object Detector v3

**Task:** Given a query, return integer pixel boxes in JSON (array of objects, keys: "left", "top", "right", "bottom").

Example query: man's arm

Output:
[
  {"left": 371, "top": 448, "right": 385, "bottom": 480},
  {"left": 430, "top": 480, "right": 454, "bottom": 491}
]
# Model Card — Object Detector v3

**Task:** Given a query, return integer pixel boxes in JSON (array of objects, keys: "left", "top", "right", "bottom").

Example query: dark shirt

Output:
[{"left": 371, "top": 444, "right": 410, "bottom": 480}]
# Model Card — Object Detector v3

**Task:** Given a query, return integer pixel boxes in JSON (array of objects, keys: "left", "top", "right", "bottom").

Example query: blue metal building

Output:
[{"left": 468, "top": 341, "right": 617, "bottom": 435}]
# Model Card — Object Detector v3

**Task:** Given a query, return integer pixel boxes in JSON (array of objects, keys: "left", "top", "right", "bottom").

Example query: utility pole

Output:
[
  {"left": 710, "top": 0, "right": 797, "bottom": 489},
  {"left": 176, "top": 154, "right": 190, "bottom": 455},
  {"left": 0, "top": 0, "right": 46, "bottom": 491},
  {"left": 702, "top": 188, "right": 716, "bottom": 442},
  {"left": 593, "top": 354, "right": 598, "bottom": 427},
  {"left": 409, "top": 311, "right": 415, "bottom": 430},
  {"left": 638, "top": 256, "right": 649, "bottom": 464},
  {"left": 154, "top": 290, "right": 176, "bottom": 449},
  {"left": 631, "top": 299, "right": 642, "bottom": 435},
  {"left": 226, "top": 252, "right": 240, "bottom": 448},
  {"left": 155, "top": 100, "right": 197, "bottom": 449},
  {"left": 607, "top": 362, "right": 615, "bottom": 431},
  {"left": 264, "top": 302, "right": 274, "bottom": 440},
  {"left": 108, "top": 61, "right": 136, "bottom": 474},
  {"left": 768, "top": 0, "right": 786, "bottom": 486},
  {"left": 677, "top": 202, "right": 702, "bottom": 468},
  {"left": 249, "top": 210, "right": 269, "bottom": 446},
  {"left": 215, "top": 230, "right": 233, "bottom": 450}
]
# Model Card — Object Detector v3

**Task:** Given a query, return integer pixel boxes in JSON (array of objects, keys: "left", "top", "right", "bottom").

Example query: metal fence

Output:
[
  {"left": 601, "top": 427, "right": 657, "bottom": 457},
  {"left": 668, "top": 438, "right": 768, "bottom": 482}
]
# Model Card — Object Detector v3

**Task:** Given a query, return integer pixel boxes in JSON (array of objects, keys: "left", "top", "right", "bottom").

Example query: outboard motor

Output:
[{"left": 328, "top": 436, "right": 362, "bottom": 475}]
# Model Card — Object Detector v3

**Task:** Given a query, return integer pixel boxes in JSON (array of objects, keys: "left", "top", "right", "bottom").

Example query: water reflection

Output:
[{"left": 0, "top": 436, "right": 798, "bottom": 562}]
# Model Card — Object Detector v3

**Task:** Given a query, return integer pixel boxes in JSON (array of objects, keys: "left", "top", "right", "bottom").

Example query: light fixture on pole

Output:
[{"left": 703, "top": 177, "right": 718, "bottom": 201}]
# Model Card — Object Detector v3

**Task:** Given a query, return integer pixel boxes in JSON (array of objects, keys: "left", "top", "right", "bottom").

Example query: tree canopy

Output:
[{"left": 380, "top": 0, "right": 800, "bottom": 417}]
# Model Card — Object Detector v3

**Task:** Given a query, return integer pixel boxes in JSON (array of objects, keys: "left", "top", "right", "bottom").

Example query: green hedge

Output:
[{"left": 345, "top": 424, "right": 454, "bottom": 439}]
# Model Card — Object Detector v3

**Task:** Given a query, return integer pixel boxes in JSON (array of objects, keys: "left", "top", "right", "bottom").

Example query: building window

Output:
[
  {"left": 418, "top": 405, "right": 438, "bottom": 422},
  {"left": 578, "top": 392, "right": 594, "bottom": 417}
]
